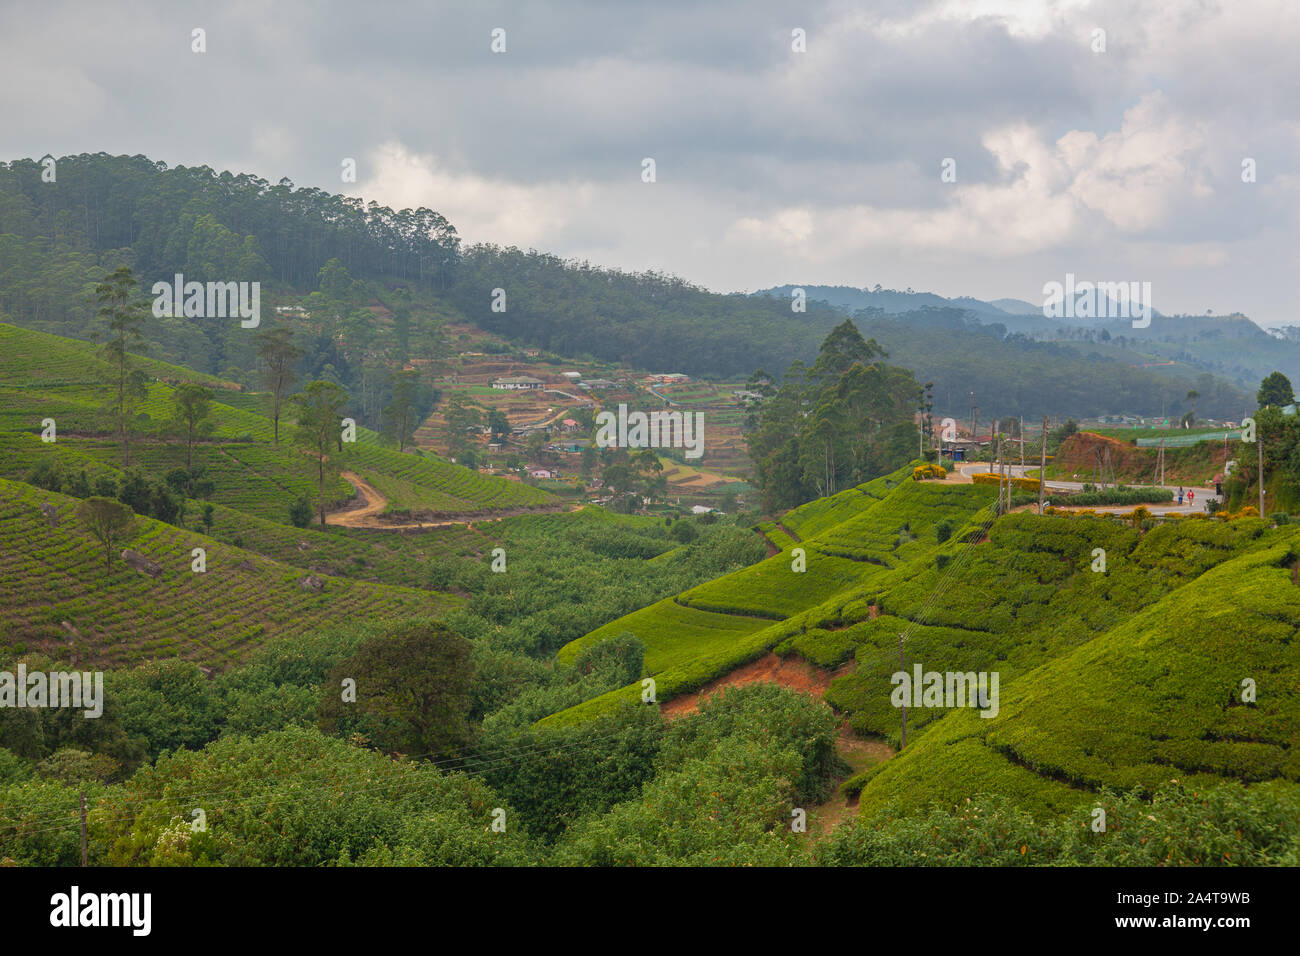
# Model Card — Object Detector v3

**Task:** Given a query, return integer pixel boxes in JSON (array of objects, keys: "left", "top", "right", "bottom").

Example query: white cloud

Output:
[
  {"left": 2, "top": 0, "right": 1297, "bottom": 323},
  {"left": 355, "top": 143, "right": 596, "bottom": 248}
]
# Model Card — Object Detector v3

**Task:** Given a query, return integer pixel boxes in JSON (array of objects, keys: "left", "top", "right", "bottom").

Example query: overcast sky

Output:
[{"left": 2, "top": 0, "right": 1297, "bottom": 324}]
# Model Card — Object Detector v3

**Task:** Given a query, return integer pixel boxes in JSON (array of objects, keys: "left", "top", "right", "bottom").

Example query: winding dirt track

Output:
[
  {"left": 327, "top": 471, "right": 388, "bottom": 527},
  {"left": 326, "top": 470, "right": 581, "bottom": 530}
]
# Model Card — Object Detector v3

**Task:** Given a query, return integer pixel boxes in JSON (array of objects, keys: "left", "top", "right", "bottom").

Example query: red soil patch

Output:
[
  {"left": 660, "top": 653, "right": 834, "bottom": 719},
  {"left": 1056, "top": 431, "right": 1144, "bottom": 475}
]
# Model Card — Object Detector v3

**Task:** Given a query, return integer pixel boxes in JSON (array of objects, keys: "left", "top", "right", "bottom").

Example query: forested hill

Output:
[
  {"left": 0, "top": 153, "right": 1251, "bottom": 418},
  {"left": 441, "top": 245, "right": 845, "bottom": 378},
  {"left": 0, "top": 153, "right": 459, "bottom": 292},
  {"left": 0, "top": 153, "right": 848, "bottom": 381}
]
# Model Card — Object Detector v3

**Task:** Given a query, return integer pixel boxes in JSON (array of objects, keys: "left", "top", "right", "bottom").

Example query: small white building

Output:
[{"left": 492, "top": 376, "right": 544, "bottom": 390}]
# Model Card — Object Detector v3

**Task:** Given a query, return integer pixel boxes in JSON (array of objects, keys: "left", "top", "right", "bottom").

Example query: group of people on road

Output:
[{"left": 1178, "top": 486, "right": 1195, "bottom": 508}]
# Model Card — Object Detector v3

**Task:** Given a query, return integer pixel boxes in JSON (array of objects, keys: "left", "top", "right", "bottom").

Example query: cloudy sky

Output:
[{"left": 2, "top": 0, "right": 1297, "bottom": 323}]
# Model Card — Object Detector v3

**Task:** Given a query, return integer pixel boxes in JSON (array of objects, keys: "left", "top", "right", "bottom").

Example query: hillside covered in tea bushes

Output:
[{"left": 543, "top": 465, "right": 1300, "bottom": 832}]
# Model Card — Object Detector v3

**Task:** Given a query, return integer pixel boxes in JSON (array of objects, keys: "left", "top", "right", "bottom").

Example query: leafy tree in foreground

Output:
[
  {"left": 94, "top": 266, "right": 149, "bottom": 467},
  {"left": 1258, "top": 371, "right": 1294, "bottom": 408},
  {"left": 487, "top": 408, "right": 511, "bottom": 442},
  {"left": 74, "top": 496, "right": 136, "bottom": 572},
  {"left": 747, "top": 319, "right": 918, "bottom": 510},
  {"left": 318, "top": 620, "right": 474, "bottom": 758},
  {"left": 382, "top": 369, "right": 421, "bottom": 452},
  {"left": 256, "top": 325, "right": 303, "bottom": 444},
  {"left": 169, "top": 383, "right": 213, "bottom": 470},
  {"left": 291, "top": 379, "right": 349, "bottom": 526},
  {"left": 442, "top": 392, "right": 485, "bottom": 460}
]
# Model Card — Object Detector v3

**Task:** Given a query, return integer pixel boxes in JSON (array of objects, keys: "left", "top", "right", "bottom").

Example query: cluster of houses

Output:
[
  {"left": 489, "top": 369, "right": 693, "bottom": 392},
  {"left": 490, "top": 373, "right": 624, "bottom": 391},
  {"left": 476, "top": 368, "right": 703, "bottom": 486}
]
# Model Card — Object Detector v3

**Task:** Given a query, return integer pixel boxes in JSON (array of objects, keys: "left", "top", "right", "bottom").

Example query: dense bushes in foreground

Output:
[{"left": 816, "top": 782, "right": 1300, "bottom": 866}]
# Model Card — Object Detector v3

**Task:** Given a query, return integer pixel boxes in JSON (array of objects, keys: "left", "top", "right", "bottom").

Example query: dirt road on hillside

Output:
[
  {"left": 326, "top": 471, "right": 580, "bottom": 530},
  {"left": 328, "top": 471, "right": 388, "bottom": 527}
]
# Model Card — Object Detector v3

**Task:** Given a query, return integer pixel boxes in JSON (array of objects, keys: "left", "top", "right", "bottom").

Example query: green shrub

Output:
[
  {"left": 288, "top": 494, "right": 313, "bottom": 528},
  {"left": 817, "top": 781, "right": 1300, "bottom": 866},
  {"left": 1065, "top": 486, "right": 1173, "bottom": 507}
]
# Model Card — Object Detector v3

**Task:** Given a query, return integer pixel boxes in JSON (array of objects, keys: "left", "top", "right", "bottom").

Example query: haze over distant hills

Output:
[
  {"left": 758, "top": 283, "right": 1296, "bottom": 405},
  {"left": 0, "top": 153, "right": 1284, "bottom": 423},
  {"left": 760, "top": 284, "right": 1173, "bottom": 323}
]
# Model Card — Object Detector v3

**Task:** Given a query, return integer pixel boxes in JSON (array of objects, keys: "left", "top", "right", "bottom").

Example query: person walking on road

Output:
[
  {"left": 1187, "top": 489, "right": 1195, "bottom": 508},
  {"left": 1178, "top": 489, "right": 1185, "bottom": 506}
]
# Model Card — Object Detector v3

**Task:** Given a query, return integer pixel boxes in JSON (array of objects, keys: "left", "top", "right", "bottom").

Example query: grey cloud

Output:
[{"left": 0, "top": 0, "right": 1295, "bottom": 323}]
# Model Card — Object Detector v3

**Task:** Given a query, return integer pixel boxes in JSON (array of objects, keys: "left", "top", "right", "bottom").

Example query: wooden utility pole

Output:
[
  {"left": 999, "top": 436, "right": 1007, "bottom": 511},
  {"left": 1019, "top": 416, "right": 1025, "bottom": 472},
  {"left": 80, "top": 791, "right": 87, "bottom": 867},
  {"left": 1006, "top": 438, "right": 1012, "bottom": 511},
  {"left": 898, "top": 632, "right": 907, "bottom": 750},
  {"left": 1259, "top": 429, "right": 1265, "bottom": 516},
  {"left": 1039, "top": 415, "right": 1048, "bottom": 514},
  {"left": 993, "top": 432, "right": 1001, "bottom": 512}
]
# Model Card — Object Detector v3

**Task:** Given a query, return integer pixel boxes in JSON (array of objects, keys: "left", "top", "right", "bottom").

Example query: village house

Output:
[{"left": 491, "top": 375, "right": 544, "bottom": 390}]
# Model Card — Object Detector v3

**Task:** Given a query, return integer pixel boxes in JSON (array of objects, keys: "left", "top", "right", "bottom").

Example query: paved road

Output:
[{"left": 955, "top": 462, "right": 1219, "bottom": 515}]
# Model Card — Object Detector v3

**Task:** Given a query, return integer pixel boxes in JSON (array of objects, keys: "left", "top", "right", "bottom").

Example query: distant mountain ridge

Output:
[
  {"left": 756, "top": 284, "right": 1298, "bottom": 397},
  {"left": 758, "top": 284, "right": 1171, "bottom": 322}
]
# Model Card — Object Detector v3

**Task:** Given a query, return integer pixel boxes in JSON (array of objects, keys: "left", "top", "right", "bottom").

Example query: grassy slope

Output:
[
  {"left": 820, "top": 514, "right": 1266, "bottom": 742},
  {"left": 0, "top": 477, "right": 462, "bottom": 669},
  {"left": 0, "top": 321, "right": 555, "bottom": 518},
  {"left": 540, "top": 466, "right": 996, "bottom": 727},
  {"left": 545, "top": 461, "right": 1299, "bottom": 822},
  {"left": 853, "top": 527, "right": 1300, "bottom": 818}
]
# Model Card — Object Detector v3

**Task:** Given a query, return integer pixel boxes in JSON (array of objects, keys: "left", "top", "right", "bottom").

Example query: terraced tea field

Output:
[
  {"left": 0, "top": 478, "right": 462, "bottom": 669},
  {"left": 851, "top": 526, "right": 1300, "bottom": 818},
  {"left": 544, "top": 464, "right": 996, "bottom": 726},
  {"left": 190, "top": 499, "right": 495, "bottom": 589},
  {"left": 540, "top": 456, "right": 1300, "bottom": 832},
  {"left": 340, "top": 443, "right": 555, "bottom": 515},
  {"left": 0, "top": 321, "right": 231, "bottom": 390},
  {"left": 0, "top": 322, "right": 558, "bottom": 522}
]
